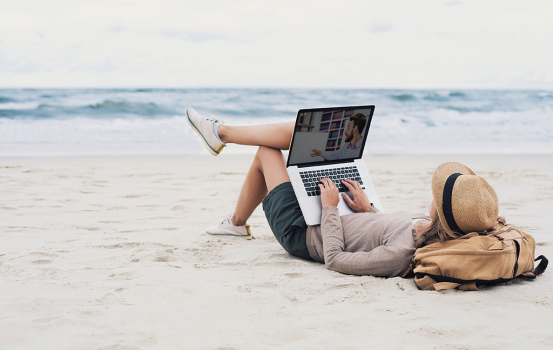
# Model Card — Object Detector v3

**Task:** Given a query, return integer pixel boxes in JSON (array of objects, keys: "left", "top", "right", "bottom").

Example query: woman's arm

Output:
[
  {"left": 318, "top": 179, "right": 410, "bottom": 277},
  {"left": 320, "top": 207, "right": 411, "bottom": 277}
]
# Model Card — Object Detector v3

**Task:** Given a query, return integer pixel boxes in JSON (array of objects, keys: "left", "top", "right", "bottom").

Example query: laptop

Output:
[{"left": 286, "top": 105, "right": 383, "bottom": 225}]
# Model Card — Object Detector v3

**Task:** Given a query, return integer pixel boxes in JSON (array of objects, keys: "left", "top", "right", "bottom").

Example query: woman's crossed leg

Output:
[{"left": 187, "top": 108, "right": 296, "bottom": 236}]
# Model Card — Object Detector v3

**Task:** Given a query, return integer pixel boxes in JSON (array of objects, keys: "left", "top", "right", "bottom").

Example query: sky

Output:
[{"left": 0, "top": 0, "right": 552, "bottom": 89}]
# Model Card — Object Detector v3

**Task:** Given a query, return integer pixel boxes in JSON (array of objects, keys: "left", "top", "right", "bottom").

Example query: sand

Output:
[{"left": 1, "top": 154, "right": 552, "bottom": 349}]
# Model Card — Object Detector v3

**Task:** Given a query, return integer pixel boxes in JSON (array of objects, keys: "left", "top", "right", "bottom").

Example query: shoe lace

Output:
[
  {"left": 206, "top": 114, "right": 224, "bottom": 124},
  {"left": 222, "top": 213, "right": 233, "bottom": 225}
]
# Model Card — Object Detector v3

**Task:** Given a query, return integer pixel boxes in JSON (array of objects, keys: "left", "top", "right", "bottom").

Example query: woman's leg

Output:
[
  {"left": 218, "top": 122, "right": 295, "bottom": 150},
  {"left": 232, "top": 146, "right": 289, "bottom": 226}
]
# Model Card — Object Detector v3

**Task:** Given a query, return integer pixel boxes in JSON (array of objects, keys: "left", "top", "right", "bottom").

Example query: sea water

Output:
[{"left": 0, "top": 88, "right": 552, "bottom": 156}]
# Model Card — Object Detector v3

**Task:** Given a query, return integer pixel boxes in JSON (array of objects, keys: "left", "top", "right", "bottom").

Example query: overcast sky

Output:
[{"left": 1, "top": 0, "right": 552, "bottom": 89}]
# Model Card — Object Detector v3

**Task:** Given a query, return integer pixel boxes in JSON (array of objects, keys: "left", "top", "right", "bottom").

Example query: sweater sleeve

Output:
[{"left": 320, "top": 207, "right": 411, "bottom": 277}]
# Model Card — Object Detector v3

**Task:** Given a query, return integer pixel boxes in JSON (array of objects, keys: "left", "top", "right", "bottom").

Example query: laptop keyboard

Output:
[{"left": 300, "top": 166, "right": 364, "bottom": 196}]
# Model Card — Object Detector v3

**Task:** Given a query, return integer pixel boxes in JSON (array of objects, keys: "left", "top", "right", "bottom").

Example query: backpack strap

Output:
[
  {"left": 457, "top": 282, "right": 479, "bottom": 291},
  {"left": 400, "top": 262, "right": 414, "bottom": 278},
  {"left": 414, "top": 275, "right": 437, "bottom": 290},
  {"left": 535, "top": 255, "right": 548, "bottom": 275},
  {"left": 434, "top": 282, "right": 461, "bottom": 291},
  {"left": 520, "top": 255, "right": 548, "bottom": 278},
  {"left": 415, "top": 275, "right": 479, "bottom": 291}
]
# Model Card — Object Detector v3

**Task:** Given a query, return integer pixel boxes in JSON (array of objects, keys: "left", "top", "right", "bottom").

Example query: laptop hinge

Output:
[{"left": 297, "top": 159, "right": 355, "bottom": 168}]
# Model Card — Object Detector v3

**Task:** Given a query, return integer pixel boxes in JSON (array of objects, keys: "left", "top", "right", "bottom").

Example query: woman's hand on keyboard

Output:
[
  {"left": 341, "top": 179, "right": 372, "bottom": 213},
  {"left": 318, "top": 178, "right": 339, "bottom": 208}
]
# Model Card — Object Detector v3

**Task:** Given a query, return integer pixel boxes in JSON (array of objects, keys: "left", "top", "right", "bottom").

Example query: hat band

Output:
[{"left": 443, "top": 173, "right": 463, "bottom": 233}]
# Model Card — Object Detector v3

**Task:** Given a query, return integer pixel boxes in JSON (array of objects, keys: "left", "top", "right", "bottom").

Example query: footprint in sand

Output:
[
  {"left": 153, "top": 255, "right": 176, "bottom": 262},
  {"left": 32, "top": 260, "right": 53, "bottom": 264},
  {"left": 32, "top": 316, "right": 60, "bottom": 324},
  {"left": 76, "top": 226, "right": 100, "bottom": 231},
  {"left": 284, "top": 273, "right": 302, "bottom": 279},
  {"left": 97, "top": 242, "right": 142, "bottom": 249},
  {"left": 108, "top": 272, "right": 133, "bottom": 280},
  {"left": 23, "top": 169, "right": 50, "bottom": 173},
  {"left": 107, "top": 206, "right": 128, "bottom": 210}
]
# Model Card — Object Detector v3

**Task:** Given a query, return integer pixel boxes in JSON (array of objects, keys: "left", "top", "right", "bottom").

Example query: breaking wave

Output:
[{"left": 0, "top": 88, "right": 552, "bottom": 156}]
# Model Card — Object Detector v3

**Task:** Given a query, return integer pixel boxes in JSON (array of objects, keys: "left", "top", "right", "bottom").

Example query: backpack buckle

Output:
[{"left": 492, "top": 233, "right": 511, "bottom": 247}]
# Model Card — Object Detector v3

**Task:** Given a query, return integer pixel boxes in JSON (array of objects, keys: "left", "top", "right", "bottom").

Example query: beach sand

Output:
[{"left": 1, "top": 154, "right": 552, "bottom": 349}]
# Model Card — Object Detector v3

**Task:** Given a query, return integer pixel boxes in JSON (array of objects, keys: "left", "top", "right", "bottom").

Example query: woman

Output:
[{"left": 186, "top": 108, "right": 499, "bottom": 277}]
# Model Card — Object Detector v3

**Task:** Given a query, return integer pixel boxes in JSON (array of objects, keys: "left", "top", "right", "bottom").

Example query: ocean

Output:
[{"left": 1, "top": 88, "right": 552, "bottom": 156}]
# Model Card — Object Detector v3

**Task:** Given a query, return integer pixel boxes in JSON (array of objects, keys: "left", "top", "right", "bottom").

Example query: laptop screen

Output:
[{"left": 287, "top": 105, "right": 374, "bottom": 167}]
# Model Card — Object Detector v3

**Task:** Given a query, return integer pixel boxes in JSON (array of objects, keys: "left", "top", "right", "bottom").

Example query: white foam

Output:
[
  {"left": 1, "top": 107, "right": 552, "bottom": 157},
  {"left": 0, "top": 116, "right": 293, "bottom": 157},
  {"left": 0, "top": 101, "right": 41, "bottom": 110}
]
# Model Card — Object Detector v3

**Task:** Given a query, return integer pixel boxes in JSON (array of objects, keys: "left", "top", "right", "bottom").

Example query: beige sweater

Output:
[{"left": 306, "top": 206, "right": 420, "bottom": 277}]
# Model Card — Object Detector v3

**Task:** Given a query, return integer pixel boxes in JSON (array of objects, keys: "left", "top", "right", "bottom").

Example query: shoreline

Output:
[{"left": 2, "top": 151, "right": 553, "bottom": 158}]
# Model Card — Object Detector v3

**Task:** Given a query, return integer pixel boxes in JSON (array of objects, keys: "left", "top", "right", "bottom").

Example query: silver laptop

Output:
[{"left": 286, "top": 105, "right": 383, "bottom": 225}]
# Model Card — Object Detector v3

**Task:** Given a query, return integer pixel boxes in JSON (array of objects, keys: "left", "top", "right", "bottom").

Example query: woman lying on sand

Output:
[{"left": 186, "top": 108, "right": 499, "bottom": 277}]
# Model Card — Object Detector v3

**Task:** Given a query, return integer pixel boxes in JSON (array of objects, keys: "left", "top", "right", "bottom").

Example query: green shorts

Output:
[{"left": 262, "top": 182, "right": 313, "bottom": 261}]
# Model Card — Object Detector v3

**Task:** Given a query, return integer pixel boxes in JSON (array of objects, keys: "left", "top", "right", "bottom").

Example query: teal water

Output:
[{"left": 1, "top": 88, "right": 552, "bottom": 156}]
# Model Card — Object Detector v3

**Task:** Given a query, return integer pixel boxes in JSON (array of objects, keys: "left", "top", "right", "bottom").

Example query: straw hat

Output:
[{"left": 431, "top": 162, "right": 498, "bottom": 234}]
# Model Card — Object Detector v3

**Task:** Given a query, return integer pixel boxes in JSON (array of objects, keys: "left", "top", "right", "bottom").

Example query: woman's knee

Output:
[
  {"left": 255, "top": 146, "right": 282, "bottom": 160},
  {"left": 255, "top": 146, "right": 289, "bottom": 189}
]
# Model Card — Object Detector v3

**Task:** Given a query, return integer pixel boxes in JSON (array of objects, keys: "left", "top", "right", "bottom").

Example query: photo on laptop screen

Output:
[{"left": 288, "top": 107, "right": 374, "bottom": 166}]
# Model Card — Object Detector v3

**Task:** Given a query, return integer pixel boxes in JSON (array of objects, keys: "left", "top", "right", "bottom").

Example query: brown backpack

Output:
[{"left": 411, "top": 218, "right": 548, "bottom": 291}]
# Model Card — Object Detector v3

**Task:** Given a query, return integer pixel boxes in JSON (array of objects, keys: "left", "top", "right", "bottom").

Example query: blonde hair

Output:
[{"left": 415, "top": 208, "right": 465, "bottom": 248}]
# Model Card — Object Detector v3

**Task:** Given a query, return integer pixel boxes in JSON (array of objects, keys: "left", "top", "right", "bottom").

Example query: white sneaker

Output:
[
  {"left": 186, "top": 108, "right": 226, "bottom": 156},
  {"left": 206, "top": 213, "right": 252, "bottom": 240}
]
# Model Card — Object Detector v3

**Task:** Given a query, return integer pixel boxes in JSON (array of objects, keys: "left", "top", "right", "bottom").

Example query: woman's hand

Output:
[
  {"left": 318, "top": 178, "right": 339, "bottom": 208},
  {"left": 414, "top": 220, "right": 431, "bottom": 236},
  {"left": 341, "top": 179, "right": 372, "bottom": 213}
]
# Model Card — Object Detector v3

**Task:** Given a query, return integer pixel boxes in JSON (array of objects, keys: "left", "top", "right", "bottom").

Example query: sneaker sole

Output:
[
  {"left": 186, "top": 109, "right": 225, "bottom": 156},
  {"left": 206, "top": 225, "right": 252, "bottom": 240}
]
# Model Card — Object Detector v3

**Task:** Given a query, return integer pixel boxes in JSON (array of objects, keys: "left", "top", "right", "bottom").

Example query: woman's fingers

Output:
[
  {"left": 342, "top": 179, "right": 355, "bottom": 191},
  {"left": 344, "top": 178, "right": 360, "bottom": 187},
  {"left": 320, "top": 178, "right": 340, "bottom": 207},
  {"left": 319, "top": 177, "right": 369, "bottom": 211},
  {"left": 343, "top": 179, "right": 361, "bottom": 192},
  {"left": 322, "top": 178, "right": 335, "bottom": 189},
  {"left": 318, "top": 178, "right": 331, "bottom": 193}
]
